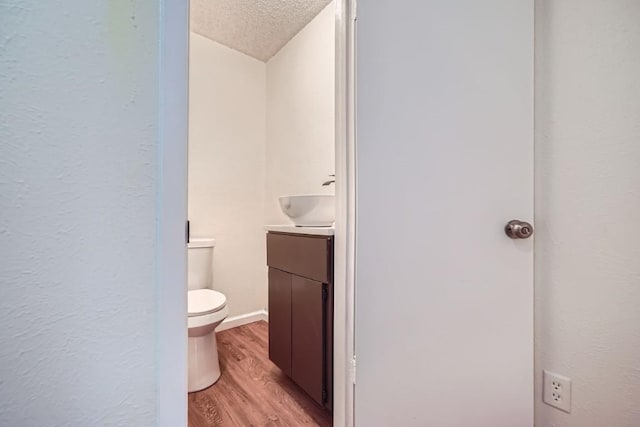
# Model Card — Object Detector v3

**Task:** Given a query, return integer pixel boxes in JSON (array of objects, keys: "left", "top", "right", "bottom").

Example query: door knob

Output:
[{"left": 505, "top": 220, "right": 534, "bottom": 239}]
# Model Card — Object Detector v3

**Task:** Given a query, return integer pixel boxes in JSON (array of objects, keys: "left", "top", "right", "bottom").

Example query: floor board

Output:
[{"left": 188, "top": 321, "right": 332, "bottom": 427}]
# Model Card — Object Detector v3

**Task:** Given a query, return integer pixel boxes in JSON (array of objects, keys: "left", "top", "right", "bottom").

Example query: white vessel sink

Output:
[{"left": 278, "top": 195, "right": 335, "bottom": 227}]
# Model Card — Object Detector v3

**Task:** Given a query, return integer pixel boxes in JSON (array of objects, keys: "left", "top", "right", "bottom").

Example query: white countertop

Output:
[{"left": 264, "top": 224, "right": 335, "bottom": 236}]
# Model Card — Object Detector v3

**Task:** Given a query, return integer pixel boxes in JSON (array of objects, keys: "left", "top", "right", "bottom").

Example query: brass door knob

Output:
[{"left": 505, "top": 220, "right": 534, "bottom": 239}]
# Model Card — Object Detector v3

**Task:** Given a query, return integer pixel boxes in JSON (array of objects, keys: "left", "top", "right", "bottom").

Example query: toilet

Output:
[{"left": 187, "top": 238, "right": 229, "bottom": 393}]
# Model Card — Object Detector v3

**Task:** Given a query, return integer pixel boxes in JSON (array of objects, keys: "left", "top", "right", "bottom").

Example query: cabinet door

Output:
[
  {"left": 268, "top": 268, "right": 292, "bottom": 376},
  {"left": 291, "top": 275, "right": 325, "bottom": 405}
]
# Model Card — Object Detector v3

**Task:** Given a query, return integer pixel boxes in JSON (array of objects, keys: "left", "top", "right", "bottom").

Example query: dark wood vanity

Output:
[{"left": 266, "top": 231, "right": 333, "bottom": 411}]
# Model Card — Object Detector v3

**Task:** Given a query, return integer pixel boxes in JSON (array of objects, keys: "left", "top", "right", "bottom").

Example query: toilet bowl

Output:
[
  {"left": 188, "top": 288, "right": 228, "bottom": 392},
  {"left": 187, "top": 238, "right": 229, "bottom": 393}
]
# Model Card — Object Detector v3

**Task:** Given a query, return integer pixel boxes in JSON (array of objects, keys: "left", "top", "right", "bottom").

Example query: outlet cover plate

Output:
[{"left": 543, "top": 370, "right": 572, "bottom": 413}]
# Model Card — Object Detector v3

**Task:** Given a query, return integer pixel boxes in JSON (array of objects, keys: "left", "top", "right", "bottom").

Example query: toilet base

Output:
[{"left": 188, "top": 331, "right": 221, "bottom": 392}]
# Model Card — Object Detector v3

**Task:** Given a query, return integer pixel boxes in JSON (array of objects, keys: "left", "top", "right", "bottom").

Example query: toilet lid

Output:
[{"left": 188, "top": 289, "right": 227, "bottom": 317}]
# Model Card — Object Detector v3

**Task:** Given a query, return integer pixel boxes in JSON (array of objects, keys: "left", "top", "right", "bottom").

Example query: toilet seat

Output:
[{"left": 188, "top": 289, "right": 227, "bottom": 317}]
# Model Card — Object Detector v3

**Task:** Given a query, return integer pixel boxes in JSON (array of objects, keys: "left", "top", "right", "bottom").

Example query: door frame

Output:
[
  {"left": 333, "top": 0, "right": 357, "bottom": 426},
  {"left": 157, "top": 1, "right": 357, "bottom": 425},
  {"left": 158, "top": 0, "right": 190, "bottom": 425}
]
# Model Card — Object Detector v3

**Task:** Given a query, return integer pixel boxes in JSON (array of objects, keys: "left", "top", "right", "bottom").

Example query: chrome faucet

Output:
[{"left": 322, "top": 174, "right": 335, "bottom": 186}]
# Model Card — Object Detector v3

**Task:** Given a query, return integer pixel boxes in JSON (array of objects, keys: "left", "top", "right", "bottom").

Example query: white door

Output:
[{"left": 354, "top": 1, "right": 534, "bottom": 426}]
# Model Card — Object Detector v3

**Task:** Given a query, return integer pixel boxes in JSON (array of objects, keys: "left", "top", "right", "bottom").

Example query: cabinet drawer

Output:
[{"left": 266, "top": 233, "right": 332, "bottom": 283}]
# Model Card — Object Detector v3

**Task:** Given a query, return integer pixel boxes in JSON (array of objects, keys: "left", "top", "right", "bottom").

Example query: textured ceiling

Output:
[{"left": 190, "top": 0, "right": 333, "bottom": 62}]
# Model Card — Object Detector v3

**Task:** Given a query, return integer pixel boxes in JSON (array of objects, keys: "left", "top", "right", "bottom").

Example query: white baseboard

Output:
[{"left": 216, "top": 309, "right": 268, "bottom": 332}]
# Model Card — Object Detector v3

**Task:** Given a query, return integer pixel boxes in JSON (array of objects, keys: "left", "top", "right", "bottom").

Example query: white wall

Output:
[
  {"left": 188, "top": 4, "right": 335, "bottom": 317},
  {"left": 265, "top": 2, "right": 335, "bottom": 224},
  {"left": 535, "top": 1, "right": 640, "bottom": 426},
  {"left": 0, "top": 1, "right": 177, "bottom": 425},
  {"left": 188, "top": 33, "right": 268, "bottom": 317}
]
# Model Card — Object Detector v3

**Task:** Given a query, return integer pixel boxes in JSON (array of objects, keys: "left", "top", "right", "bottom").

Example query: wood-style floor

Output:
[{"left": 188, "top": 321, "right": 332, "bottom": 427}]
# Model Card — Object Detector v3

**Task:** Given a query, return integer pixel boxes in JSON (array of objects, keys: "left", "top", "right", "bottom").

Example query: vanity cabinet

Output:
[{"left": 266, "top": 232, "right": 333, "bottom": 411}]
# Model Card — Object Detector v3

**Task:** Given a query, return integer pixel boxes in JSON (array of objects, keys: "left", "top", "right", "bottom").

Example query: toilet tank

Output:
[{"left": 187, "top": 238, "right": 216, "bottom": 291}]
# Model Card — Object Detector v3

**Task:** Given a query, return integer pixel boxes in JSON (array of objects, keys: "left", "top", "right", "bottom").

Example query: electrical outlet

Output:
[{"left": 543, "top": 370, "right": 572, "bottom": 413}]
